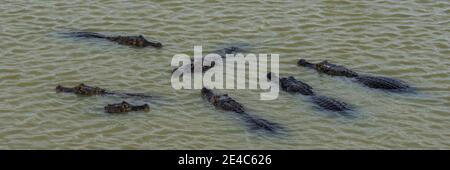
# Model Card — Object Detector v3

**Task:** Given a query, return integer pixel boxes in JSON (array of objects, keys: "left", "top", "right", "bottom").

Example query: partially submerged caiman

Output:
[
  {"left": 63, "top": 31, "right": 162, "bottom": 48},
  {"left": 172, "top": 44, "right": 250, "bottom": 74},
  {"left": 267, "top": 73, "right": 351, "bottom": 112},
  {"left": 201, "top": 87, "right": 283, "bottom": 133},
  {"left": 104, "top": 101, "right": 150, "bottom": 114},
  {"left": 298, "top": 59, "right": 412, "bottom": 91},
  {"left": 55, "top": 83, "right": 153, "bottom": 98}
]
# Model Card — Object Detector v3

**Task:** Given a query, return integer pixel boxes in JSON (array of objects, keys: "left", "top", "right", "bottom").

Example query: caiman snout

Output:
[
  {"left": 152, "top": 42, "right": 163, "bottom": 48},
  {"left": 55, "top": 85, "right": 63, "bottom": 92},
  {"left": 297, "top": 59, "right": 307, "bottom": 66},
  {"left": 267, "top": 72, "right": 273, "bottom": 80},
  {"left": 201, "top": 87, "right": 215, "bottom": 101},
  {"left": 55, "top": 85, "right": 72, "bottom": 93},
  {"left": 201, "top": 87, "right": 212, "bottom": 95},
  {"left": 142, "top": 35, "right": 162, "bottom": 48}
]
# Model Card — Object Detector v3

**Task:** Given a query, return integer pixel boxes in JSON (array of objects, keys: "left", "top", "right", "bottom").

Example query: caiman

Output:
[
  {"left": 172, "top": 44, "right": 249, "bottom": 74},
  {"left": 104, "top": 101, "right": 150, "bottom": 114},
  {"left": 201, "top": 87, "right": 283, "bottom": 133},
  {"left": 267, "top": 73, "right": 351, "bottom": 112},
  {"left": 56, "top": 83, "right": 152, "bottom": 98},
  {"left": 64, "top": 31, "right": 162, "bottom": 48},
  {"left": 298, "top": 59, "right": 411, "bottom": 91}
]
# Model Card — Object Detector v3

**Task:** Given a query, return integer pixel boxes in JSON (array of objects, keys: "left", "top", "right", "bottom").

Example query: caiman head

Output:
[
  {"left": 297, "top": 59, "right": 315, "bottom": 68},
  {"left": 137, "top": 104, "right": 150, "bottom": 112},
  {"left": 266, "top": 72, "right": 281, "bottom": 81},
  {"left": 56, "top": 83, "right": 106, "bottom": 96},
  {"left": 139, "top": 35, "right": 162, "bottom": 48},
  {"left": 55, "top": 85, "right": 74, "bottom": 93},
  {"left": 315, "top": 60, "right": 358, "bottom": 77},
  {"left": 215, "top": 44, "right": 249, "bottom": 58},
  {"left": 74, "top": 83, "right": 106, "bottom": 95},
  {"left": 105, "top": 101, "right": 132, "bottom": 113},
  {"left": 267, "top": 72, "right": 272, "bottom": 80},
  {"left": 201, "top": 87, "right": 216, "bottom": 102}
]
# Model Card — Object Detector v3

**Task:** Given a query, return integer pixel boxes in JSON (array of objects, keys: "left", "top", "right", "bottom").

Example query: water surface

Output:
[{"left": 1, "top": 0, "right": 449, "bottom": 149}]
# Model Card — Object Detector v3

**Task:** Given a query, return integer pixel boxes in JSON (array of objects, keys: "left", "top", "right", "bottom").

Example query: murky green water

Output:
[{"left": 1, "top": 0, "right": 449, "bottom": 149}]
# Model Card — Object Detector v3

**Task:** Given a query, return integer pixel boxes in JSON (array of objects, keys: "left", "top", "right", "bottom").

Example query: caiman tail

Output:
[
  {"left": 109, "top": 92, "right": 153, "bottom": 98},
  {"left": 355, "top": 75, "right": 411, "bottom": 91},
  {"left": 241, "top": 113, "right": 283, "bottom": 133},
  {"left": 64, "top": 31, "right": 107, "bottom": 39}
]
